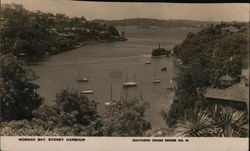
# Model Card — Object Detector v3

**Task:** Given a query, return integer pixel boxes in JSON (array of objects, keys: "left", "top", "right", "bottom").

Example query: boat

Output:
[
  {"left": 161, "top": 67, "right": 167, "bottom": 71},
  {"left": 76, "top": 77, "right": 89, "bottom": 82},
  {"left": 176, "top": 58, "right": 183, "bottom": 65},
  {"left": 76, "top": 71, "right": 89, "bottom": 82},
  {"left": 145, "top": 51, "right": 151, "bottom": 64},
  {"left": 81, "top": 90, "right": 94, "bottom": 94},
  {"left": 123, "top": 73, "right": 137, "bottom": 87},
  {"left": 123, "top": 81, "right": 137, "bottom": 87},
  {"left": 166, "top": 79, "right": 176, "bottom": 90},
  {"left": 152, "top": 79, "right": 161, "bottom": 83},
  {"left": 105, "top": 102, "right": 111, "bottom": 106},
  {"left": 152, "top": 72, "right": 161, "bottom": 83},
  {"left": 166, "top": 87, "right": 176, "bottom": 90}
]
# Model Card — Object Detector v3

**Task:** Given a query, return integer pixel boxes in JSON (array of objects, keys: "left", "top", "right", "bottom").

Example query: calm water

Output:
[{"left": 31, "top": 26, "right": 200, "bottom": 129}]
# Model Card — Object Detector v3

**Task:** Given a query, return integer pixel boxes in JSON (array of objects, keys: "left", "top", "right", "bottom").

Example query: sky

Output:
[{"left": 2, "top": 0, "right": 250, "bottom": 22}]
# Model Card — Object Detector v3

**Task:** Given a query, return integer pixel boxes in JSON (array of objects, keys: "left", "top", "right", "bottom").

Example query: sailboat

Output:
[
  {"left": 105, "top": 84, "right": 116, "bottom": 106},
  {"left": 76, "top": 71, "right": 89, "bottom": 82},
  {"left": 123, "top": 73, "right": 137, "bottom": 87},
  {"left": 145, "top": 51, "right": 151, "bottom": 64},
  {"left": 152, "top": 72, "right": 161, "bottom": 83},
  {"left": 167, "top": 79, "right": 176, "bottom": 90}
]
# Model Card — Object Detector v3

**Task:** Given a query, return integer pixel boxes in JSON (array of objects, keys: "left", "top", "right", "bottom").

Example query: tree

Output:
[
  {"left": 100, "top": 97, "right": 151, "bottom": 136},
  {"left": 174, "top": 106, "right": 248, "bottom": 137},
  {"left": 175, "top": 110, "right": 218, "bottom": 137},
  {"left": 54, "top": 89, "right": 99, "bottom": 126},
  {"left": 0, "top": 88, "right": 100, "bottom": 136},
  {"left": 210, "top": 105, "right": 248, "bottom": 137},
  {"left": 0, "top": 105, "right": 88, "bottom": 136},
  {"left": 107, "top": 25, "right": 119, "bottom": 37},
  {"left": 0, "top": 57, "right": 43, "bottom": 121}
]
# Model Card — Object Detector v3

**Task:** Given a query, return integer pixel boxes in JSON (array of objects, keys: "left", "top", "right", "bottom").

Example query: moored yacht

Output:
[
  {"left": 152, "top": 72, "right": 161, "bottom": 83},
  {"left": 81, "top": 90, "right": 94, "bottom": 94}
]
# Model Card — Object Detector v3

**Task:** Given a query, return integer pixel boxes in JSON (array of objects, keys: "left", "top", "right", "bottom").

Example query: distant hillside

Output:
[{"left": 94, "top": 18, "right": 217, "bottom": 28}]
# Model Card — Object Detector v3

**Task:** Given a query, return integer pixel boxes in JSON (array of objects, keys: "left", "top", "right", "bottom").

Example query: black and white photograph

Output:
[{"left": 0, "top": 0, "right": 249, "bottom": 145}]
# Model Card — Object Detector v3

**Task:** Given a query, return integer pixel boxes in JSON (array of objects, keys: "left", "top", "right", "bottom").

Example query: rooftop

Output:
[
  {"left": 205, "top": 82, "right": 249, "bottom": 103},
  {"left": 222, "top": 26, "right": 239, "bottom": 32},
  {"left": 219, "top": 74, "right": 236, "bottom": 81}
]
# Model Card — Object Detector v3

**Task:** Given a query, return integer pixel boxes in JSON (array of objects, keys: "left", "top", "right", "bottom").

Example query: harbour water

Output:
[{"left": 31, "top": 26, "right": 200, "bottom": 129}]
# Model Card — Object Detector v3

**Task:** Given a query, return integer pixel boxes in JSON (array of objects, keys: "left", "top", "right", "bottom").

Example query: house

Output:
[
  {"left": 71, "top": 27, "right": 77, "bottom": 32},
  {"left": 64, "top": 27, "right": 72, "bottom": 31},
  {"left": 219, "top": 74, "right": 237, "bottom": 87},
  {"left": 221, "top": 26, "right": 239, "bottom": 34},
  {"left": 46, "top": 28, "right": 57, "bottom": 34},
  {"left": 57, "top": 32, "right": 75, "bottom": 38},
  {"left": 205, "top": 68, "right": 249, "bottom": 110}
]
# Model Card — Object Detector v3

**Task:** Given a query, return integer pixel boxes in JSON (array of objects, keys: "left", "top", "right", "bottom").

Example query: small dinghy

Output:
[
  {"left": 76, "top": 71, "right": 89, "bottom": 82},
  {"left": 77, "top": 77, "right": 89, "bottom": 82},
  {"left": 81, "top": 90, "right": 94, "bottom": 94}
]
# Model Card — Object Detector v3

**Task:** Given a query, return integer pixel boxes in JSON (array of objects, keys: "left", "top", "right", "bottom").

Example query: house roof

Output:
[
  {"left": 219, "top": 74, "right": 236, "bottom": 81},
  {"left": 205, "top": 83, "right": 249, "bottom": 103},
  {"left": 222, "top": 26, "right": 239, "bottom": 32}
]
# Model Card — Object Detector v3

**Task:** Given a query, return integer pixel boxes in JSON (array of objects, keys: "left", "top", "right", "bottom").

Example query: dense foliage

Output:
[
  {"left": 54, "top": 89, "right": 99, "bottom": 126},
  {"left": 162, "top": 22, "right": 249, "bottom": 129},
  {"left": 174, "top": 23, "right": 248, "bottom": 81},
  {"left": 0, "top": 89, "right": 99, "bottom": 136},
  {"left": 100, "top": 97, "right": 151, "bottom": 136},
  {"left": 0, "top": 4, "right": 124, "bottom": 61},
  {"left": 0, "top": 57, "right": 43, "bottom": 121},
  {"left": 175, "top": 105, "right": 248, "bottom": 137}
]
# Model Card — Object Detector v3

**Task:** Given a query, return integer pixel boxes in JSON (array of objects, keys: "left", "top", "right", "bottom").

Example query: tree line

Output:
[{"left": 0, "top": 4, "right": 123, "bottom": 61}]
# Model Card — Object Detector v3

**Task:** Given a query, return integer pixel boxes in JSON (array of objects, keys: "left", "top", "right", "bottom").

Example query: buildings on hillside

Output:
[{"left": 204, "top": 68, "right": 249, "bottom": 110}]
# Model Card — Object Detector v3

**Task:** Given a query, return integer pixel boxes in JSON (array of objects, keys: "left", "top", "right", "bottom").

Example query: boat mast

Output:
[
  {"left": 125, "top": 72, "right": 128, "bottom": 82},
  {"left": 78, "top": 71, "right": 81, "bottom": 78},
  {"left": 110, "top": 84, "right": 113, "bottom": 101}
]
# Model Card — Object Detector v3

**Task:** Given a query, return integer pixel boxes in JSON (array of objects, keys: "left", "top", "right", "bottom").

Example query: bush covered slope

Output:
[
  {"left": 0, "top": 4, "right": 125, "bottom": 61},
  {"left": 162, "top": 22, "right": 249, "bottom": 130},
  {"left": 174, "top": 22, "right": 248, "bottom": 81}
]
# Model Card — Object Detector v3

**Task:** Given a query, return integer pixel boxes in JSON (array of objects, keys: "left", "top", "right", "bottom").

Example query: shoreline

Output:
[{"left": 25, "top": 38, "right": 128, "bottom": 64}]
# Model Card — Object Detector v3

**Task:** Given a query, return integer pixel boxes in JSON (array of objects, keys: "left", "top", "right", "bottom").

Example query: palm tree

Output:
[
  {"left": 210, "top": 105, "right": 248, "bottom": 137},
  {"left": 174, "top": 105, "right": 248, "bottom": 137},
  {"left": 175, "top": 110, "right": 215, "bottom": 137}
]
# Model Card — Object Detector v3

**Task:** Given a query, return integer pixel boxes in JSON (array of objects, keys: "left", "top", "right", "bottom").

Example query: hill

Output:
[
  {"left": 162, "top": 21, "right": 249, "bottom": 127},
  {"left": 94, "top": 18, "right": 217, "bottom": 28},
  {"left": 0, "top": 4, "right": 126, "bottom": 61}
]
